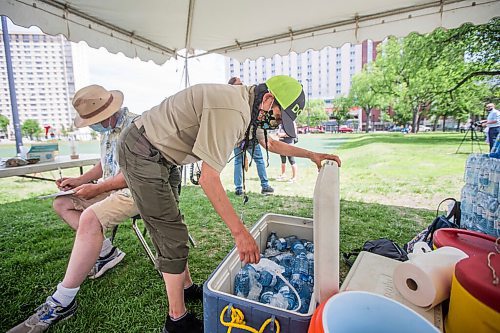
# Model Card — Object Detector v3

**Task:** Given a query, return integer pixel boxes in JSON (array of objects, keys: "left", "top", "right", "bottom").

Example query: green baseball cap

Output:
[{"left": 266, "top": 75, "right": 305, "bottom": 138}]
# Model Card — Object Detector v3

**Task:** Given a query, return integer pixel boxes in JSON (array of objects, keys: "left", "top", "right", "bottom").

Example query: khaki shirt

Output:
[{"left": 140, "top": 84, "right": 260, "bottom": 173}]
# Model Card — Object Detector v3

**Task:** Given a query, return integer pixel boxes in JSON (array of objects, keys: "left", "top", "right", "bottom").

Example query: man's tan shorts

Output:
[{"left": 71, "top": 189, "right": 139, "bottom": 230}]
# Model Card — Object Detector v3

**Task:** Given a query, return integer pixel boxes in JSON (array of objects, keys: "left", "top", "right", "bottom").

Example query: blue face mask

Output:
[{"left": 89, "top": 122, "right": 112, "bottom": 133}]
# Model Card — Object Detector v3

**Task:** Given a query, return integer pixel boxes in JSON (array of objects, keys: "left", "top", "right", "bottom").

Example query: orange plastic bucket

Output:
[{"left": 308, "top": 299, "right": 328, "bottom": 333}]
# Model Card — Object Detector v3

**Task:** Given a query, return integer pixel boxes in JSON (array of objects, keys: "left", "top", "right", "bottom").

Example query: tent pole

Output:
[
  {"left": 184, "top": 55, "right": 189, "bottom": 89},
  {"left": 1, "top": 16, "right": 23, "bottom": 154}
]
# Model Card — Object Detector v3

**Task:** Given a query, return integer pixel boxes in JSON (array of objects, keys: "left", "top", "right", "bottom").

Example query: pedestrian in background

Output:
[
  {"left": 277, "top": 121, "right": 298, "bottom": 183},
  {"left": 229, "top": 77, "right": 274, "bottom": 196},
  {"left": 482, "top": 103, "right": 500, "bottom": 152}
]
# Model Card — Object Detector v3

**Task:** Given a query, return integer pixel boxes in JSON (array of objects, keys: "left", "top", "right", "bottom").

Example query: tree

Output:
[
  {"left": 431, "top": 79, "right": 492, "bottom": 131},
  {"left": 348, "top": 69, "right": 385, "bottom": 133},
  {"left": 22, "top": 119, "right": 42, "bottom": 140},
  {"left": 0, "top": 114, "right": 9, "bottom": 139},
  {"left": 379, "top": 108, "right": 393, "bottom": 130},
  {"left": 296, "top": 99, "right": 328, "bottom": 127},
  {"left": 331, "top": 96, "right": 353, "bottom": 126},
  {"left": 368, "top": 20, "right": 499, "bottom": 133}
]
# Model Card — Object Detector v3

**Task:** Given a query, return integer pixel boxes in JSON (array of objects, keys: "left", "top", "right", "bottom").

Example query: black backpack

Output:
[
  {"left": 404, "top": 198, "right": 461, "bottom": 253},
  {"left": 342, "top": 238, "right": 408, "bottom": 267}
]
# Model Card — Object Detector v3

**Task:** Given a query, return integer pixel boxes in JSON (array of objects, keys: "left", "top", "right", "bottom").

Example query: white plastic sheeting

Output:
[{"left": 1, "top": 0, "right": 498, "bottom": 64}]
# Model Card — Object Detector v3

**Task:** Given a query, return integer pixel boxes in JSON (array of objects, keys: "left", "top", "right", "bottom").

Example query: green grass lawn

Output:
[{"left": 0, "top": 132, "right": 485, "bottom": 332}]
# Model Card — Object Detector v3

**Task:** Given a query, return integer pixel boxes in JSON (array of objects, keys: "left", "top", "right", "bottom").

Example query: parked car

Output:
[
  {"left": 338, "top": 125, "right": 354, "bottom": 133},
  {"left": 419, "top": 126, "right": 431, "bottom": 132},
  {"left": 388, "top": 126, "right": 403, "bottom": 132},
  {"left": 297, "top": 126, "right": 308, "bottom": 134},
  {"left": 310, "top": 126, "right": 325, "bottom": 134}
]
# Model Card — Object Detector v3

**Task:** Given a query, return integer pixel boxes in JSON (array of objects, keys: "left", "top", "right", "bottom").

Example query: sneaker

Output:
[
  {"left": 163, "top": 312, "right": 203, "bottom": 333},
  {"left": 88, "top": 247, "right": 125, "bottom": 279},
  {"left": 288, "top": 178, "right": 297, "bottom": 183},
  {"left": 235, "top": 189, "right": 243, "bottom": 196},
  {"left": 276, "top": 175, "right": 287, "bottom": 182},
  {"left": 8, "top": 296, "right": 77, "bottom": 333},
  {"left": 261, "top": 186, "right": 275, "bottom": 195},
  {"left": 184, "top": 283, "right": 203, "bottom": 302}
]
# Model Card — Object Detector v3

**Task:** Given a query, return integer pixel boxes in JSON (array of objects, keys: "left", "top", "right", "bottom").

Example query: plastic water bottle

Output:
[
  {"left": 298, "top": 281, "right": 312, "bottom": 313},
  {"left": 234, "top": 267, "right": 250, "bottom": 298},
  {"left": 263, "top": 247, "right": 281, "bottom": 257},
  {"left": 291, "top": 240, "right": 306, "bottom": 255},
  {"left": 268, "top": 255, "right": 281, "bottom": 265},
  {"left": 293, "top": 252, "right": 309, "bottom": 277},
  {"left": 290, "top": 274, "right": 311, "bottom": 313},
  {"left": 304, "top": 241, "right": 314, "bottom": 253},
  {"left": 478, "top": 162, "right": 490, "bottom": 192},
  {"left": 260, "top": 291, "right": 274, "bottom": 304},
  {"left": 257, "top": 269, "right": 277, "bottom": 287},
  {"left": 279, "top": 253, "right": 294, "bottom": 278},
  {"left": 266, "top": 232, "right": 278, "bottom": 249},
  {"left": 490, "top": 133, "right": 500, "bottom": 158},
  {"left": 285, "top": 235, "right": 298, "bottom": 249},
  {"left": 244, "top": 265, "right": 262, "bottom": 301},
  {"left": 273, "top": 277, "right": 286, "bottom": 293},
  {"left": 491, "top": 160, "right": 499, "bottom": 198},
  {"left": 307, "top": 252, "right": 314, "bottom": 284},
  {"left": 275, "top": 238, "right": 288, "bottom": 251},
  {"left": 278, "top": 285, "right": 296, "bottom": 311}
]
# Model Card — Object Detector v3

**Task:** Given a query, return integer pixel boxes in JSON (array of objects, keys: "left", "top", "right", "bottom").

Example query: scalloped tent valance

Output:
[{"left": 1, "top": 0, "right": 498, "bottom": 64}]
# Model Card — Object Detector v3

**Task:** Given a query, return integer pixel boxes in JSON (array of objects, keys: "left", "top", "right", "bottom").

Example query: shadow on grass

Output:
[
  {"left": 333, "top": 132, "right": 488, "bottom": 150},
  {"left": 0, "top": 187, "right": 434, "bottom": 332}
]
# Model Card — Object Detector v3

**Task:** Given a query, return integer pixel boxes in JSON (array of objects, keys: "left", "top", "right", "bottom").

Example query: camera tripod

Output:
[{"left": 456, "top": 125, "right": 482, "bottom": 154}]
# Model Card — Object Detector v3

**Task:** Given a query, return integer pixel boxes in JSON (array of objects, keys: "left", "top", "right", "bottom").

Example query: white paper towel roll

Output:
[{"left": 393, "top": 246, "right": 468, "bottom": 309}]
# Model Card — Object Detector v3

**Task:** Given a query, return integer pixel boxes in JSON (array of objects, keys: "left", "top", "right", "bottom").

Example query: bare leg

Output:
[
  {"left": 164, "top": 271, "right": 187, "bottom": 318},
  {"left": 61, "top": 208, "right": 103, "bottom": 288},
  {"left": 53, "top": 196, "right": 82, "bottom": 231},
  {"left": 280, "top": 163, "right": 286, "bottom": 176},
  {"left": 183, "top": 263, "right": 193, "bottom": 288},
  {"left": 291, "top": 164, "right": 298, "bottom": 181}
]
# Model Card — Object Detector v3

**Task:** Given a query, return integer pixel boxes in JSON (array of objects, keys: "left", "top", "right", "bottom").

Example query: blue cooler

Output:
[{"left": 203, "top": 163, "right": 340, "bottom": 333}]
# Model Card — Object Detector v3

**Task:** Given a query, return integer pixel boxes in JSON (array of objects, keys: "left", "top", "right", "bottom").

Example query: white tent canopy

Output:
[{"left": 1, "top": 0, "right": 499, "bottom": 64}]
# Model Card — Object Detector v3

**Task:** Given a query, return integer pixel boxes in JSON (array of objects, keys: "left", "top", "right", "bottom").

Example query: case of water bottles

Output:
[
  {"left": 461, "top": 154, "right": 499, "bottom": 237},
  {"left": 203, "top": 213, "right": 316, "bottom": 332}
]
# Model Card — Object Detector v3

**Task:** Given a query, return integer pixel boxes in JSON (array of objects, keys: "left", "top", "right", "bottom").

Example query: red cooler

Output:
[
  {"left": 433, "top": 228, "right": 496, "bottom": 257},
  {"left": 445, "top": 254, "right": 500, "bottom": 333}
]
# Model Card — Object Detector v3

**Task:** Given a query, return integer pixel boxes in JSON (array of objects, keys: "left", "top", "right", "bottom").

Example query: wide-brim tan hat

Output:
[{"left": 73, "top": 85, "right": 124, "bottom": 128}]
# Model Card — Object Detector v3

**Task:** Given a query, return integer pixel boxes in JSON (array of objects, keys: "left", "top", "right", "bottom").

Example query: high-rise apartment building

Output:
[
  {"left": 226, "top": 40, "right": 379, "bottom": 100},
  {"left": 0, "top": 31, "right": 82, "bottom": 138}
]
